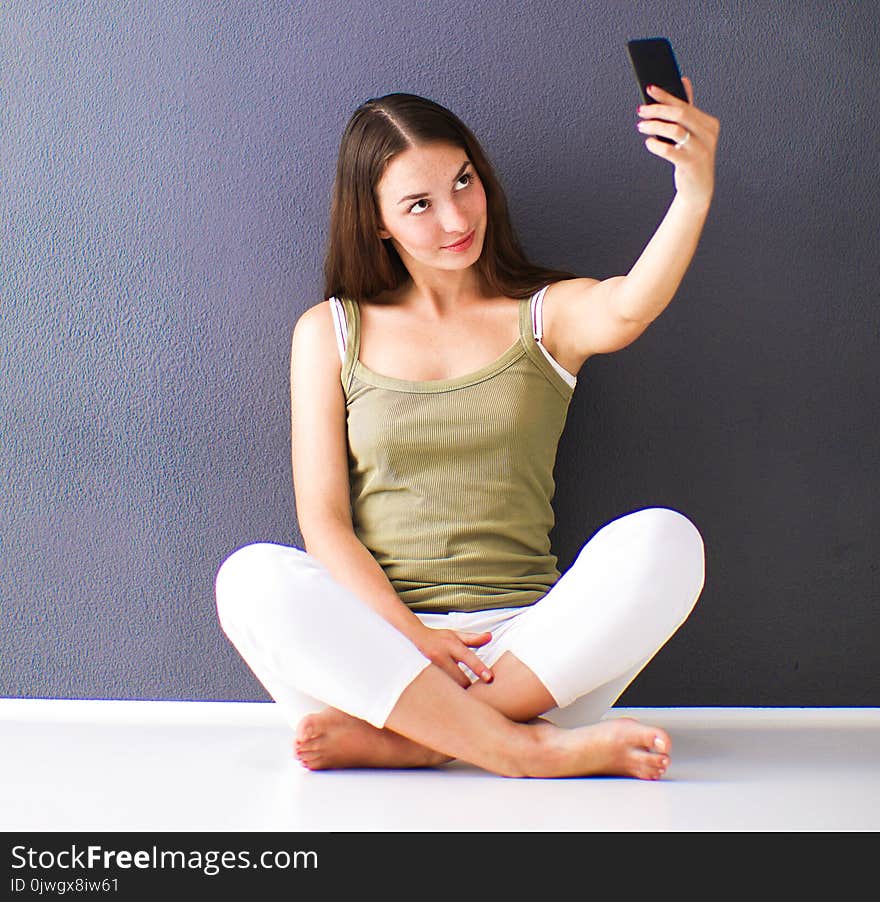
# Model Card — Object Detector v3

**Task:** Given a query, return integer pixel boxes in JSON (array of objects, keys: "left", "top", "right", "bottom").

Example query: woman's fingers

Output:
[
  {"left": 448, "top": 663, "right": 472, "bottom": 688},
  {"left": 644, "top": 81, "right": 689, "bottom": 108},
  {"left": 416, "top": 628, "right": 487, "bottom": 686},
  {"left": 458, "top": 630, "right": 492, "bottom": 646},
  {"left": 421, "top": 630, "right": 493, "bottom": 685},
  {"left": 455, "top": 632, "right": 493, "bottom": 682},
  {"left": 464, "top": 653, "right": 493, "bottom": 682},
  {"left": 638, "top": 100, "right": 698, "bottom": 136},
  {"left": 638, "top": 82, "right": 716, "bottom": 141},
  {"left": 638, "top": 119, "right": 691, "bottom": 145},
  {"left": 682, "top": 75, "right": 694, "bottom": 104}
]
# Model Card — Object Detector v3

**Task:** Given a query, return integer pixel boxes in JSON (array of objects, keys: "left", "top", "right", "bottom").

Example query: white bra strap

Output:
[
  {"left": 531, "top": 285, "right": 550, "bottom": 341},
  {"left": 329, "top": 296, "right": 347, "bottom": 363}
]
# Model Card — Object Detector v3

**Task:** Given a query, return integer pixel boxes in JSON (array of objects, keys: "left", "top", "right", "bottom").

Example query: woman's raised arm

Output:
[{"left": 614, "top": 76, "right": 720, "bottom": 325}]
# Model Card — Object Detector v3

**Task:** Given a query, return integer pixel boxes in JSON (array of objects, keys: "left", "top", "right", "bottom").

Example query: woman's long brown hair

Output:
[{"left": 322, "top": 93, "right": 577, "bottom": 302}]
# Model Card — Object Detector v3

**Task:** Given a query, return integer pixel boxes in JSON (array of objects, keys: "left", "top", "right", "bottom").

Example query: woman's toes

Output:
[
  {"left": 292, "top": 738, "right": 316, "bottom": 761},
  {"left": 651, "top": 730, "right": 672, "bottom": 755},
  {"left": 630, "top": 749, "right": 656, "bottom": 775},
  {"left": 629, "top": 747, "right": 670, "bottom": 780},
  {"left": 296, "top": 711, "right": 328, "bottom": 744},
  {"left": 297, "top": 749, "right": 322, "bottom": 769},
  {"left": 651, "top": 759, "right": 668, "bottom": 779}
]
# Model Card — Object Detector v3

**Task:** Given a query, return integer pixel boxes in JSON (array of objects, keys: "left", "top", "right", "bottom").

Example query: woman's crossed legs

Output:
[{"left": 215, "top": 507, "right": 705, "bottom": 778}]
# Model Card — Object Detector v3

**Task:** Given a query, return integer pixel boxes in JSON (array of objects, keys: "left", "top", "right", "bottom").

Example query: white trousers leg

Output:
[
  {"left": 490, "top": 506, "right": 706, "bottom": 727},
  {"left": 214, "top": 506, "right": 705, "bottom": 732},
  {"left": 215, "top": 544, "right": 431, "bottom": 730}
]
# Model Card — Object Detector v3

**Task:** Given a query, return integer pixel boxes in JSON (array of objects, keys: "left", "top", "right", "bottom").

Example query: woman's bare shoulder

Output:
[
  {"left": 294, "top": 298, "right": 335, "bottom": 329},
  {"left": 292, "top": 300, "right": 338, "bottom": 351}
]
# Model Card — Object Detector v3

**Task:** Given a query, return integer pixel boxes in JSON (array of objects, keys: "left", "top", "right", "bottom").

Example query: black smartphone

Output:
[{"left": 626, "top": 37, "right": 688, "bottom": 144}]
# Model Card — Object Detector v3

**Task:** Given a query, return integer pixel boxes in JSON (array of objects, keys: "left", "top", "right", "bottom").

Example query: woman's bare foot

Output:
[
  {"left": 294, "top": 709, "right": 669, "bottom": 780},
  {"left": 294, "top": 707, "right": 452, "bottom": 771},
  {"left": 524, "top": 716, "right": 671, "bottom": 780}
]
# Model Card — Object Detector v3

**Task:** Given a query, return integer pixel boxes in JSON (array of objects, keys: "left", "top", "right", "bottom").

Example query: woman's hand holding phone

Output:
[{"left": 636, "top": 77, "right": 720, "bottom": 207}]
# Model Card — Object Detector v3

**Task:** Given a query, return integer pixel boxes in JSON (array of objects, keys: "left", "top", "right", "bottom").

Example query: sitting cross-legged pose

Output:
[{"left": 215, "top": 81, "right": 719, "bottom": 779}]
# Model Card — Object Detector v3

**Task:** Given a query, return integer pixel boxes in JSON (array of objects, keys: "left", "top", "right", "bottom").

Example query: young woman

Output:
[{"left": 215, "top": 82, "right": 719, "bottom": 779}]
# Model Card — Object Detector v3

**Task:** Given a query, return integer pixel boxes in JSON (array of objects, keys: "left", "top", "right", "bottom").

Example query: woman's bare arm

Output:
[
  {"left": 289, "top": 302, "right": 428, "bottom": 643},
  {"left": 614, "top": 77, "right": 719, "bottom": 324},
  {"left": 290, "top": 302, "right": 498, "bottom": 686}
]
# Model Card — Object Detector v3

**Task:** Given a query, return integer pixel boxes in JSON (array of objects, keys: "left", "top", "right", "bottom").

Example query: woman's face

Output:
[{"left": 374, "top": 141, "right": 487, "bottom": 273}]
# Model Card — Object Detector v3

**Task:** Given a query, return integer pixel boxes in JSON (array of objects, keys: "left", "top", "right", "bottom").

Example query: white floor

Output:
[{"left": 2, "top": 700, "right": 878, "bottom": 832}]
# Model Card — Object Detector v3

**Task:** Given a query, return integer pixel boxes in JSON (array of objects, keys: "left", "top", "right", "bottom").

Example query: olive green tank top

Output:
[{"left": 336, "top": 290, "right": 576, "bottom": 613}]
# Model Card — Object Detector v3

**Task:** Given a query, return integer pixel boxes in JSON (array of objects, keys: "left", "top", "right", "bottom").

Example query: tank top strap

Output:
[
  {"left": 519, "top": 285, "right": 549, "bottom": 346},
  {"left": 519, "top": 285, "right": 577, "bottom": 397},
  {"left": 529, "top": 285, "right": 550, "bottom": 340},
  {"left": 328, "top": 296, "right": 348, "bottom": 362},
  {"left": 333, "top": 296, "right": 360, "bottom": 394}
]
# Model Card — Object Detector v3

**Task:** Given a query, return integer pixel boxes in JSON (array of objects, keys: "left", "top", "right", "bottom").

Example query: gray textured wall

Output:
[{"left": 2, "top": 1, "right": 878, "bottom": 706}]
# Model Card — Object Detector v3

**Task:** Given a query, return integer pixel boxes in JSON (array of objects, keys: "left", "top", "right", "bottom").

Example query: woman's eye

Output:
[{"left": 408, "top": 172, "right": 474, "bottom": 214}]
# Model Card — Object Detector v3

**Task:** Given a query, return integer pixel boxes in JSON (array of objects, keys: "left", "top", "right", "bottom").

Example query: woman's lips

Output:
[{"left": 441, "top": 230, "right": 475, "bottom": 252}]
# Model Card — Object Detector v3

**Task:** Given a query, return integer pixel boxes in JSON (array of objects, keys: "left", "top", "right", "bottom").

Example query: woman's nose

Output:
[{"left": 438, "top": 202, "right": 469, "bottom": 235}]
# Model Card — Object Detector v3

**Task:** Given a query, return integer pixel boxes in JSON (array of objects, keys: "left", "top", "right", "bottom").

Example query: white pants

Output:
[{"left": 214, "top": 507, "right": 705, "bottom": 731}]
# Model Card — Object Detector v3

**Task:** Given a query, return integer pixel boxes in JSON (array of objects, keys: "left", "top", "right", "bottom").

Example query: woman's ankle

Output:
[{"left": 503, "top": 720, "right": 551, "bottom": 778}]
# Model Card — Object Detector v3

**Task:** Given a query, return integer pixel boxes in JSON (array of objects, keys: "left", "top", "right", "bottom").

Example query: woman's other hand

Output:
[
  {"left": 637, "top": 77, "right": 719, "bottom": 206},
  {"left": 412, "top": 627, "right": 494, "bottom": 688}
]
